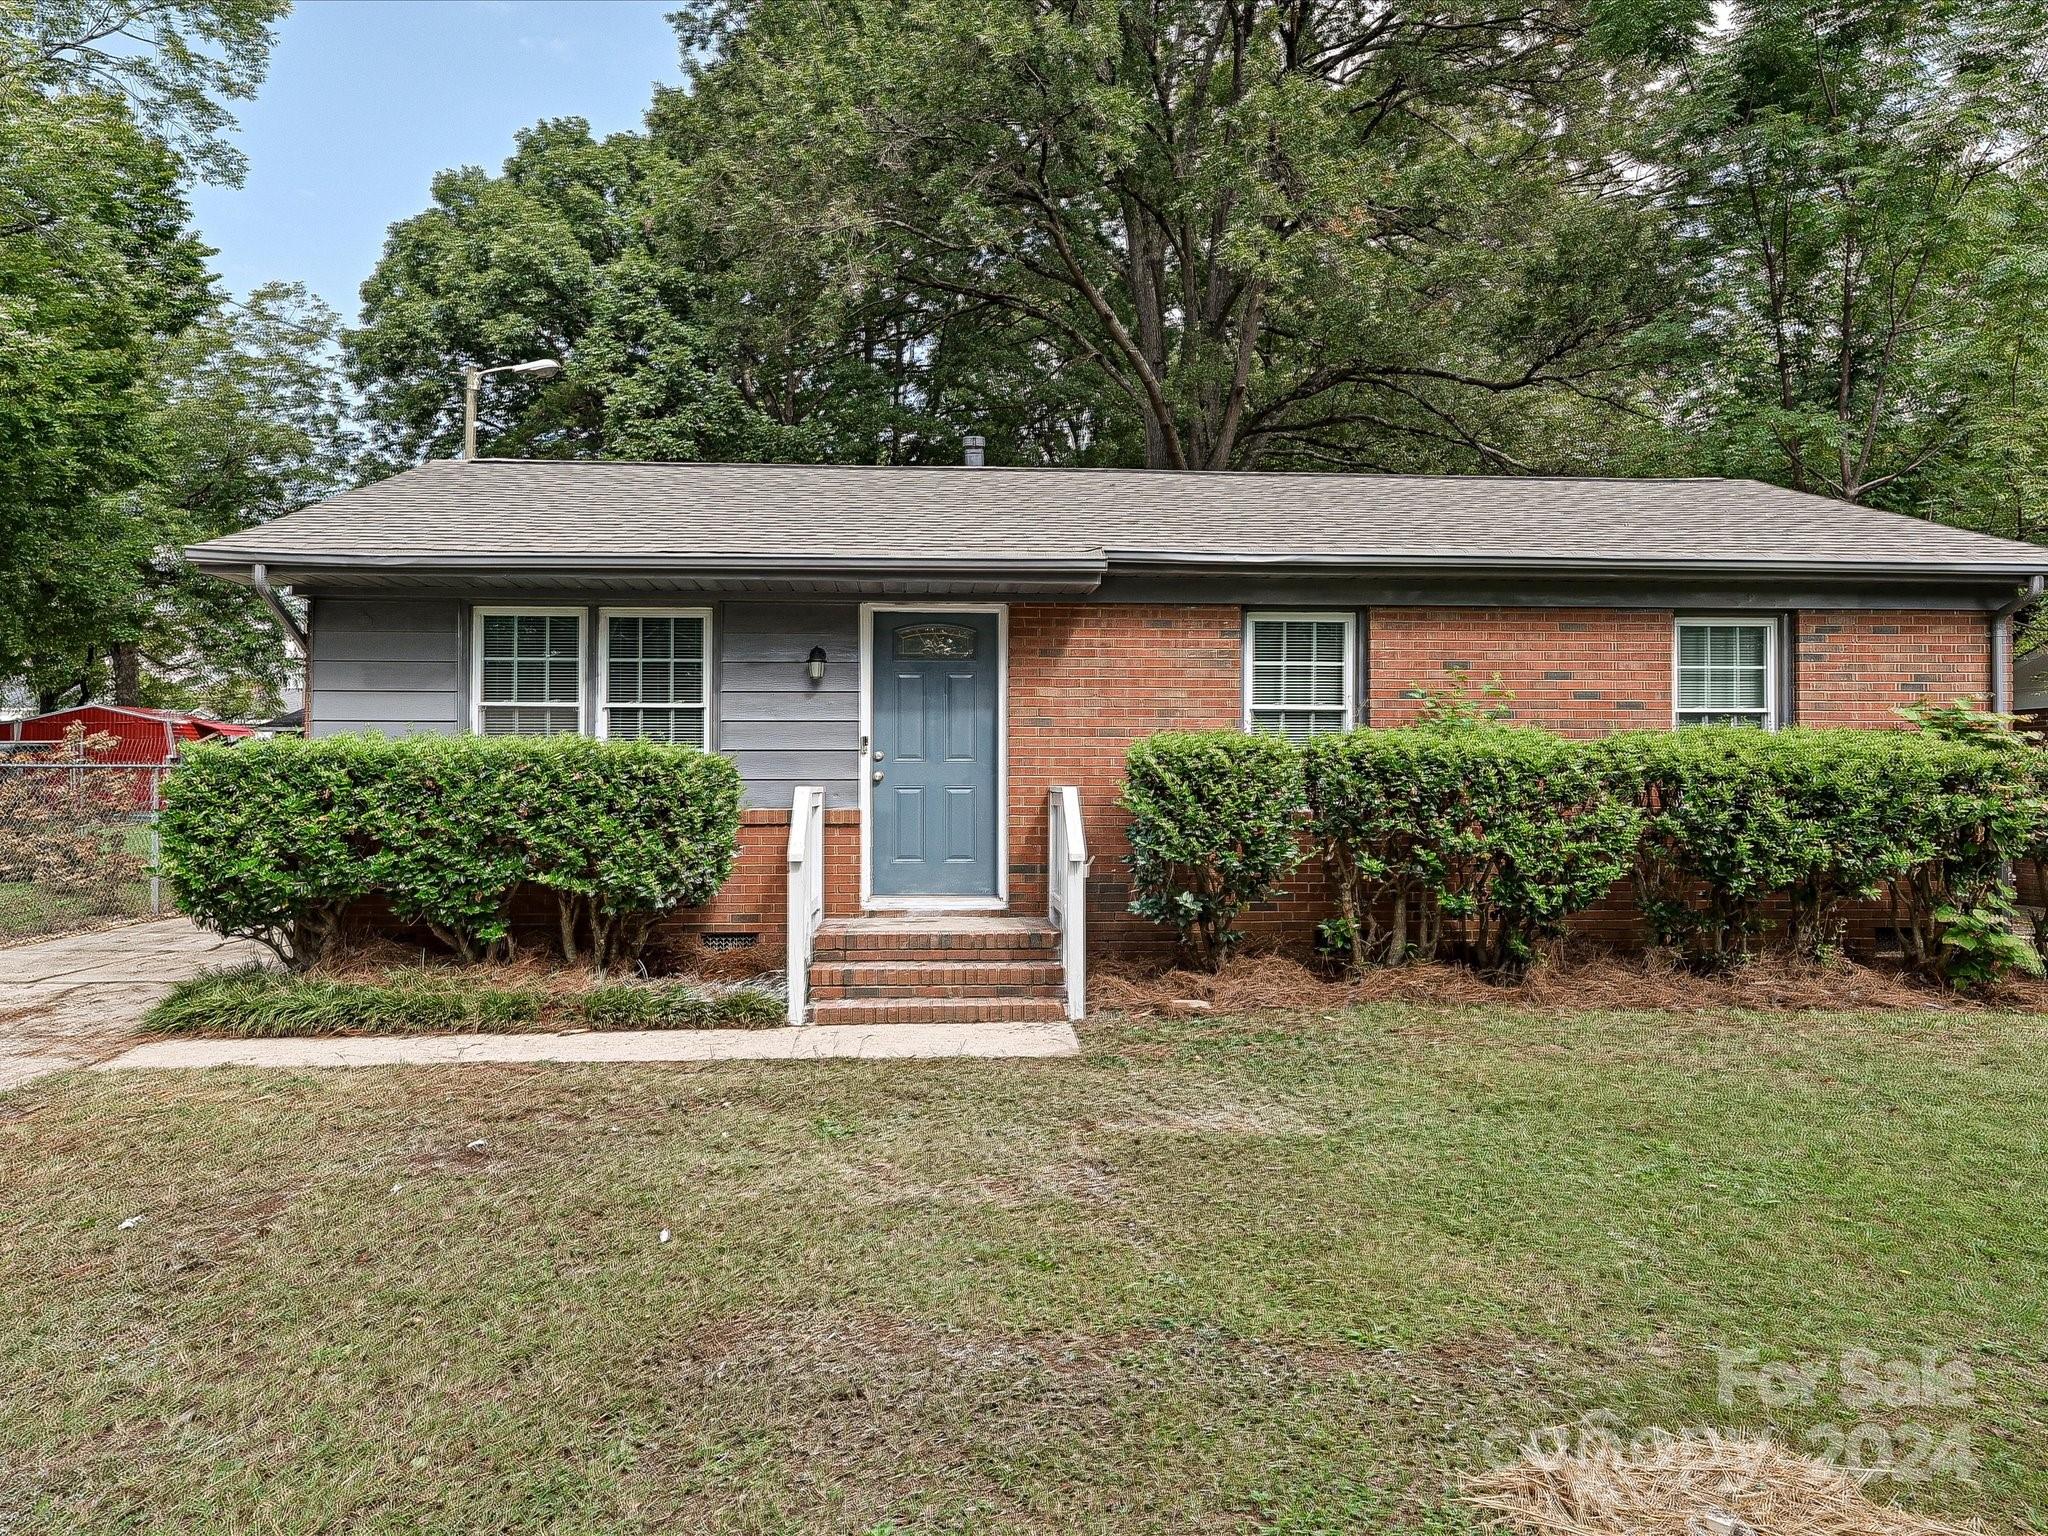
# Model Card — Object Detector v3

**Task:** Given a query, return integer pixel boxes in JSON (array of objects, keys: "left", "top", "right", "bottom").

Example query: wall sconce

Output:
[{"left": 806, "top": 646, "right": 828, "bottom": 684}]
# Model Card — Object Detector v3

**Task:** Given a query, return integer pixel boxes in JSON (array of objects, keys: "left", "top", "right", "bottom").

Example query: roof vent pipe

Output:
[{"left": 962, "top": 433, "right": 986, "bottom": 468}]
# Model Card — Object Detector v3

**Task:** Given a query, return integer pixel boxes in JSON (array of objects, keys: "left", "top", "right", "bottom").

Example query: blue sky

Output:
[{"left": 189, "top": 0, "right": 683, "bottom": 325}]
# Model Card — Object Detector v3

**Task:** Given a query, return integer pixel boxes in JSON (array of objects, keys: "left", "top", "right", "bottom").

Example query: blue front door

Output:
[{"left": 870, "top": 610, "right": 1000, "bottom": 899}]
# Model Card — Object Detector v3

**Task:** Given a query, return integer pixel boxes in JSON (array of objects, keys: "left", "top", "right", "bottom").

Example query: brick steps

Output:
[
  {"left": 809, "top": 996, "right": 1069, "bottom": 1026},
  {"left": 806, "top": 916, "right": 1067, "bottom": 1025},
  {"left": 809, "top": 960, "right": 1064, "bottom": 1001}
]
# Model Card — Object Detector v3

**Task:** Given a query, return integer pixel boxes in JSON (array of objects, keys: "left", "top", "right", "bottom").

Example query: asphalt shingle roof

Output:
[{"left": 186, "top": 459, "right": 2047, "bottom": 577}]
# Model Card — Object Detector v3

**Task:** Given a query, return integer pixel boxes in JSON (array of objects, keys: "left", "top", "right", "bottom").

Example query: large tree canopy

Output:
[
  {"left": 1666, "top": 0, "right": 2048, "bottom": 508},
  {"left": 675, "top": 0, "right": 1694, "bottom": 472}
]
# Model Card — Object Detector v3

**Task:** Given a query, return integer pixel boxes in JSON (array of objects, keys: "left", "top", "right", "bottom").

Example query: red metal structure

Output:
[{"left": 3, "top": 705, "right": 254, "bottom": 764}]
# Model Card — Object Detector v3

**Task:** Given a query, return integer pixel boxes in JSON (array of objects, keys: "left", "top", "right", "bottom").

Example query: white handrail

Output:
[
  {"left": 1047, "top": 785, "right": 1090, "bottom": 1020},
  {"left": 785, "top": 785, "right": 826, "bottom": 1025}
]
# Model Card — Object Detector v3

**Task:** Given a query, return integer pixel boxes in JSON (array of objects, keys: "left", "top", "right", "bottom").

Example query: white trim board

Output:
[{"left": 858, "top": 602, "right": 1010, "bottom": 912}]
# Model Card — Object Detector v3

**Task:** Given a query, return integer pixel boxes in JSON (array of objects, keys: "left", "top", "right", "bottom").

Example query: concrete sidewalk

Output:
[
  {"left": 95, "top": 1020, "right": 1080, "bottom": 1071},
  {"left": 0, "top": 920, "right": 266, "bottom": 1091}
]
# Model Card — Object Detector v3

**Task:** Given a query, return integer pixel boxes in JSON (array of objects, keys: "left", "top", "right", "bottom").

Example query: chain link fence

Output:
[{"left": 0, "top": 749, "right": 165, "bottom": 944}]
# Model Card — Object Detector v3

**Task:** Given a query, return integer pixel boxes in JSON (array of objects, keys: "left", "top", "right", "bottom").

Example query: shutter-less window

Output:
[
  {"left": 1675, "top": 620, "right": 1775, "bottom": 727},
  {"left": 477, "top": 612, "right": 583, "bottom": 736},
  {"left": 1246, "top": 613, "right": 1355, "bottom": 741},
  {"left": 603, "top": 612, "right": 709, "bottom": 746}
]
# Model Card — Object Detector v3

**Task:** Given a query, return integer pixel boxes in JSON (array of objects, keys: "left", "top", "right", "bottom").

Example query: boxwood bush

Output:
[
  {"left": 161, "top": 735, "right": 742, "bottom": 972},
  {"left": 1120, "top": 731, "right": 1304, "bottom": 970},
  {"left": 1124, "top": 712, "right": 2043, "bottom": 988},
  {"left": 1591, "top": 726, "right": 2043, "bottom": 980},
  {"left": 1302, "top": 725, "right": 1641, "bottom": 974}
]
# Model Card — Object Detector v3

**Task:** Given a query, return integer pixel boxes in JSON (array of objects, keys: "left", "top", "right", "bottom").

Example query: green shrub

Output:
[
  {"left": 515, "top": 736, "right": 743, "bottom": 973},
  {"left": 1593, "top": 724, "right": 2044, "bottom": 984},
  {"left": 158, "top": 736, "right": 385, "bottom": 968},
  {"left": 145, "top": 966, "right": 782, "bottom": 1038},
  {"left": 1120, "top": 731, "right": 1304, "bottom": 970},
  {"left": 1303, "top": 725, "right": 1640, "bottom": 974},
  {"left": 161, "top": 735, "right": 743, "bottom": 971}
]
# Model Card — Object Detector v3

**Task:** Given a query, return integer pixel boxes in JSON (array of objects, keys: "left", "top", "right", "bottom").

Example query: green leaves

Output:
[
  {"left": 1120, "top": 730, "right": 1305, "bottom": 970},
  {"left": 159, "top": 735, "right": 744, "bottom": 971},
  {"left": 1303, "top": 724, "right": 1641, "bottom": 975}
]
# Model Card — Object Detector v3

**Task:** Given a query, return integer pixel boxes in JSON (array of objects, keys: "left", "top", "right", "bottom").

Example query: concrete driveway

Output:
[{"left": 0, "top": 920, "right": 267, "bottom": 1091}]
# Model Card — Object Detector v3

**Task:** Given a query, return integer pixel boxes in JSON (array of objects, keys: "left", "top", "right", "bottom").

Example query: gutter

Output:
[
  {"left": 250, "top": 563, "right": 309, "bottom": 654},
  {"left": 1991, "top": 574, "right": 2043, "bottom": 712}
]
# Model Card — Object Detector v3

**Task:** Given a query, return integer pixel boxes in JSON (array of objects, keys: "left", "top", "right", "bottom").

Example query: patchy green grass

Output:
[
  {"left": 143, "top": 965, "right": 784, "bottom": 1037},
  {"left": 3, "top": 1006, "right": 2045, "bottom": 1534}
]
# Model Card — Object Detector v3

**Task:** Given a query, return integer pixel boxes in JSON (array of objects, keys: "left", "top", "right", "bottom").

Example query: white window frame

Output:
[
  {"left": 471, "top": 606, "right": 587, "bottom": 737},
  {"left": 1673, "top": 616, "right": 1779, "bottom": 730},
  {"left": 1243, "top": 610, "right": 1358, "bottom": 738},
  {"left": 597, "top": 606, "right": 714, "bottom": 747}
]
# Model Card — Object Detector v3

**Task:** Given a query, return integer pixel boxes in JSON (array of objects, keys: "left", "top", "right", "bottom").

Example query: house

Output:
[{"left": 186, "top": 460, "right": 2046, "bottom": 1020}]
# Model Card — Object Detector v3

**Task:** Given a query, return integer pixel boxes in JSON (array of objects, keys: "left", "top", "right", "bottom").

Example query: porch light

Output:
[{"left": 807, "top": 646, "right": 828, "bottom": 684}]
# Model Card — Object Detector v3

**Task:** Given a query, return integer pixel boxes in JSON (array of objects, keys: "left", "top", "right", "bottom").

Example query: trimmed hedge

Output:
[
  {"left": 160, "top": 735, "right": 742, "bottom": 971},
  {"left": 1303, "top": 725, "right": 1640, "bottom": 974},
  {"left": 1120, "top": 731, "right": 1304, "bottom": 970},
  {"left": 1126, "top": 715, "right": 2045, "bottom": 987},
  {"left": 145, "top": 966, "right": 782, "bottom": 1038},
  {"left": 1590, "top": 727, "right": 2042, "bottom": 979}
]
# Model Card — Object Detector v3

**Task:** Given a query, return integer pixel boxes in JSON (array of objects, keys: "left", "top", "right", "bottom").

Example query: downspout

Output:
[
  {"left": 1992, "top": 575, "right": 2044, "bottom": 713},
  {"left": 250, "top": 563, "right": 308, "bottom": 655}
]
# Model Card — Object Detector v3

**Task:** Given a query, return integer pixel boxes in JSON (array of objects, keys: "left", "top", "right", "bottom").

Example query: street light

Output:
[{"left": 463, "top": 357, "right": 563, "bottom": 460}]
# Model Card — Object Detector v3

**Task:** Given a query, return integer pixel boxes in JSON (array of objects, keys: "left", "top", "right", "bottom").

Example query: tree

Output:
[
  {"left": 1665, "top": 0, "right": 2048, "bottom": 507},
  {"left": 5, "top": 0, "right": 287, "bottom": 185},
  {"left": 673, "top": 0, "right": 1693, "bottom": 471},
  {"left": 10, "top": 285, "right": 362, "bottom": 715},
  {"left": 1, "top": 0, "right": 290, "bottom": 709},
  {"left": 348, "top": 118, "right": 825, "bottom": 465}
]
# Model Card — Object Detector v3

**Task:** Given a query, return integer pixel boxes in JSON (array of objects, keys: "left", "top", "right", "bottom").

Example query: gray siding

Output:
[
  {"left": 305, "top": 593, "right": 860, "bottom": 807},
  {"left": 308, "top": 598, "right": 462, "bottom": 736},
  {"left": 717, "top": 601, "right": 860, "bottom": 809}
]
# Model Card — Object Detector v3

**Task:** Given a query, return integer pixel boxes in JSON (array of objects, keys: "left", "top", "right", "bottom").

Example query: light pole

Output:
[{"left": 463, "top": 358, "right": 563, "bottom": 460}]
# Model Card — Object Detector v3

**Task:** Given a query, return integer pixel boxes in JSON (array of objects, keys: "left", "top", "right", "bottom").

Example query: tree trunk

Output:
[{"left": 111, "top": 642, "right": 143, "bottom": 707}]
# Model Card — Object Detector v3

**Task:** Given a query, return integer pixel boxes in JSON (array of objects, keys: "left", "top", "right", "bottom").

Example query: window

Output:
[
  {"left": 474, "top": 609, "right": 584, "bottom": 736},
  {"left": 1245, "top": 611, "right": 1356, "bottom": 740},
  {"left": 600, "top": 608, "right": 710, "bottom": 746},
  {"left": 1675, "top": 619, "right": 1777, "bottom": 728}
]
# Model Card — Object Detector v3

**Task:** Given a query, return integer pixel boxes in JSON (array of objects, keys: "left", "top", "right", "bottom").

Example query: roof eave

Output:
[{"left": 1102, "top": 550, "right": 2048, "bottom": 582}]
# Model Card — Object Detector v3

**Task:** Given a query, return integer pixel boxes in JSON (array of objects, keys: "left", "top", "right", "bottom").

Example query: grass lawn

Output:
[{"left": 3, "top": 1005, "right": 2044, "bottom": 1534}]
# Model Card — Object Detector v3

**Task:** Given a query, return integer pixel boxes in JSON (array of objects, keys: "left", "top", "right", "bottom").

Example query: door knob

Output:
[
  {"left": 872, "top": 770, "right": 884, "bottom": 783},
  {"left": 872, "top": 749, "right": 884, "bottom": 761}
]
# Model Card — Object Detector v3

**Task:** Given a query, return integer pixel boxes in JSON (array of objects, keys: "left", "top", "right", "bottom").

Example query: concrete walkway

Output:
[
  {"left": 96, "top": 1020, "right": 1080, "bottom": 1071},
  {"left": 0, "top": 919, "right": 267, "bottom": 1091}
]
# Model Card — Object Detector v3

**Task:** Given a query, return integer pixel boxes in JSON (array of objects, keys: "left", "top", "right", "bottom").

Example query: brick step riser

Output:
[
  {"left": 810, "top": 997, "right": 1070, "bottom": 1026},
  {"left": 810, "top": 983, "right": 1065, "bottom": 1002},
  {"left": 812, "top": 938, "right": 1059, "bottom": 962},
  {"left": 809, "top": 962, "right": 1064, "bottom": 988}
]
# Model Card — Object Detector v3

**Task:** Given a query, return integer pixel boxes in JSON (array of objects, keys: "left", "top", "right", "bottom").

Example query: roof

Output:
[{"left": 185, "top": 459, "right": 2048, "bottom": 582}]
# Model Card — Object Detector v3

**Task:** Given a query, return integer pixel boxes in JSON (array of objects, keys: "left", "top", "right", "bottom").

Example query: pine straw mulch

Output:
[
  {"left": 1465, "top": 1433, "right": 1983, "bottom": 1536},
  {"left": 1091, "top": 947, "right": 2048, "bottom": 1017}
]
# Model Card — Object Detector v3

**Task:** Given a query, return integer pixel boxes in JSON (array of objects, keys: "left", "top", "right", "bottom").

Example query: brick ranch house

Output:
[{"left": 188, "top": 460, "right": 2046, "bottom": 1023}]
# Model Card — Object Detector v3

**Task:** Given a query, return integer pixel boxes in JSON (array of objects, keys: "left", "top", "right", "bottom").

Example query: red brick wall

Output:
[
  {"left": 1006, "top": 603, "right": 1248, "bottom": 955},
  {"left": 649, "top": 807, "right": 859, "bottom": 966},
  {"left": 1794, "top": 610, "right": 1994, "bottom": 724},
  {"left": 1368, "top": 607, "right": 1675, "bottom": 735},
  {"left": 647, "top": 601, "right": 1998, "bottom": 970}
]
